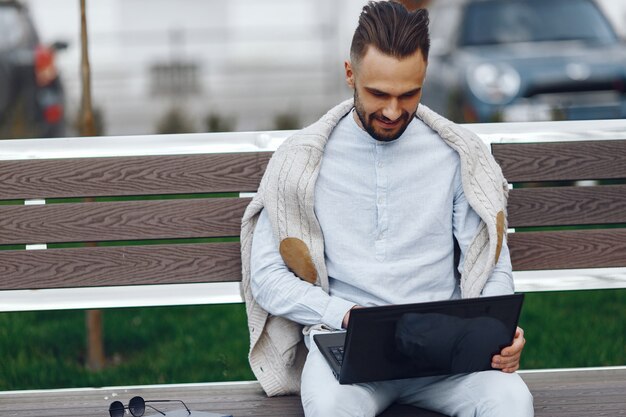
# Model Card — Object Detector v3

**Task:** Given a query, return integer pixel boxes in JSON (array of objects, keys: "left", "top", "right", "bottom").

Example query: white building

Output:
[
  {"left": 27, "top": 0, "right": 367, "bottom": 135},
  {"left": 26, "top": 0, "right": 626, "bottom": 136}
]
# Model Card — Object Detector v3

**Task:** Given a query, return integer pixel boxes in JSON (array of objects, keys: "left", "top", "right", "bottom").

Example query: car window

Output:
[
  {"left": 429, "top": 5, "right": 461, "bottom": 44},
  {"left": 0, "top": 6, "right": 28, "bottom": 50},
  {"left": 460, "top": 0, "right": 618, "bottom": 46},
  {"left": 429, "top": 5, "right": 462, "bottom": 54}
]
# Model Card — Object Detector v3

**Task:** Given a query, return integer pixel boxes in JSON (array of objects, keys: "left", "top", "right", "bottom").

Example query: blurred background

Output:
[
  {"left": 0, "top": 0, "right": 625, "bottom": 391},
  {"left": 1, "top": 0, "right": 625, "bottom": 139}
]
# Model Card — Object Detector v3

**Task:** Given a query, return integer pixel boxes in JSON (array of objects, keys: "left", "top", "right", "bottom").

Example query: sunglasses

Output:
[{"left": 109, "top": 396, "right": 190, "bottom": 417}]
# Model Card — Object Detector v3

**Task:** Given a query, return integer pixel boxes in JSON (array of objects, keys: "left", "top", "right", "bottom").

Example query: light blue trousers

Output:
[{"left": 301, "top": 332, "right": 534, "bottom": 417}]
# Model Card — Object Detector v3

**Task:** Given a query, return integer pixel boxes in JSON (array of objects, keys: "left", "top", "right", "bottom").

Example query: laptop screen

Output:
[{"left": 340, "top": 294, "right": 524, "bottom": 383}]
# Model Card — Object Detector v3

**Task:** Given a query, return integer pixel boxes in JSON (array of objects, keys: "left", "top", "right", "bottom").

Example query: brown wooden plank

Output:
[
  {"left": 0, "top": 152, "right": 271, "bottom": 200},
  {"left": 0, "top": 198, "right": 249, "bottom": 245},
  {"left": 492, "top": 140, "right": 626, "bottom": 182},
  {"left": 508, "top": 229, "right": 626, "bottom": 270},
  {"left": 0, "top": 381, "right": 448, "bottom": 417},
  {"left": 0, "top": 242, "right": 242, "bottom": 290},
  {"left": 508, "top": 184, "right": 626, "bottom": 228},
  {"left": 1, "top": 368, "right": 625, "bottom": 416},
  {"left": 520, "top": 369, "right": 626, "bottom": 417}
]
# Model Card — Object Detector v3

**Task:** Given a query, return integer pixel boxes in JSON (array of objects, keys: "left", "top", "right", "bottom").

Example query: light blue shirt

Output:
[{"left": 251, "top": 111, "right": 513, "bottom": 330}]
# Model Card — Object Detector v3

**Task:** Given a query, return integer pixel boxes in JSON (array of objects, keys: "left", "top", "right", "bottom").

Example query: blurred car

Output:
[
  {"left": 422, "top": 0, "right": 626, "bottom": 123},
  {"left": 0, "top": 0, "right": 66, "bottom": 138}
]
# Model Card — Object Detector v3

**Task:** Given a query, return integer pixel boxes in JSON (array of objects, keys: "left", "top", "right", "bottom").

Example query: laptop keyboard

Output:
[{"left": 329, "top": 346, "right": 344, "bottom": 365}]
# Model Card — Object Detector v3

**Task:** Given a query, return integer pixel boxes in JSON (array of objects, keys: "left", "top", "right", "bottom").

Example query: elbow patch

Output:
[
  {"left": 279, "top": 237, "right": 318, "bottom": 284},
  {"left": 495, "top": 210, "right": 505, "bottom": 265}
]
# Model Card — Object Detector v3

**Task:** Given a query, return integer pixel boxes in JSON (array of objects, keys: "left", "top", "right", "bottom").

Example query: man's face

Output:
[{"left": 346, "top": 46, "right": 427, "bottom": 142}]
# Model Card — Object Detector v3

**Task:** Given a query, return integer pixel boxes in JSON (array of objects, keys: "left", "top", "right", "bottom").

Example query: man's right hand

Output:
[{"left": 342, "top": 305, "right": 363, "bottom": 329}]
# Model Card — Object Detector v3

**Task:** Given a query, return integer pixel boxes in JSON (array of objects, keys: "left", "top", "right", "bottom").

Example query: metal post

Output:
[{"left": 80, "top": 0, "right": 104, "bottom": 371}]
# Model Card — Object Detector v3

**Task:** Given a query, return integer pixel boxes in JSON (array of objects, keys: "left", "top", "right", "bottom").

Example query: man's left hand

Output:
[{"left": 491, "top": 326, "right": 525, "bottom": 373}]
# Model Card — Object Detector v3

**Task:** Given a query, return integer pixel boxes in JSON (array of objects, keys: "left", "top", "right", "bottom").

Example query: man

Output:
[{"left": 240, "top": 1, "right": 533, "bottom": 416}]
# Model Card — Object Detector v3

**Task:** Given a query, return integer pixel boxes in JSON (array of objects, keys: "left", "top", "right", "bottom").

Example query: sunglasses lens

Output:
[
  {"left": 129, "top": 396, "right": 146, "bottom": 417},
  {"left": 109, "top": 401, "right": 125, "bottom": 417}
]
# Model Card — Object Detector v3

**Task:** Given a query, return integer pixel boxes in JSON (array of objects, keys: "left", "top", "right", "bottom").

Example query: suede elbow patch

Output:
[
  {"left": 279, "top": 237, "right": 318, "bottom": 284},
  {"left": 495, "top": 210, "right": 505, "bottom": 264}
]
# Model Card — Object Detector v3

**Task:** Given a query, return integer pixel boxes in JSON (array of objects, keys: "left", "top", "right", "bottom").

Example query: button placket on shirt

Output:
[{"left": 374, "top": 142, "right": 388, "bottom": 261}]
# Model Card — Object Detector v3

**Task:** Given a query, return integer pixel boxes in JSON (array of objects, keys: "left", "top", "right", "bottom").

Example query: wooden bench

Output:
[{"left": 0, "top": 119, "right": 625, "bottom": 417}]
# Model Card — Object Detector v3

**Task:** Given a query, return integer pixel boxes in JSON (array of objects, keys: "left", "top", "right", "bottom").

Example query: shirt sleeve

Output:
[
  {"left": 453, "top": 179, "right": 514, "bottom": 297},
  {"left": 481, "top": 238, "right": 514, "bottom": 296},
  {"left": 250, "top": 209, "right": 356, "bottom": 329}
]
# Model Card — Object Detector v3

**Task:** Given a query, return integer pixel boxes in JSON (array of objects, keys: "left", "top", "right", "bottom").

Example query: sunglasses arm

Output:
[
  {"left": 145, "top": 404, "right": 166, "bottom": 416},
  {"left": 146, "top": 400, "right": 190, "bottom": 415}
]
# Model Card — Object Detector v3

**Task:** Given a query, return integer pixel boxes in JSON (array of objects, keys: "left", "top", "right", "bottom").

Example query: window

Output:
[
  {"left": 0, "top": 6, "right": 28, "bottom": 50},
  {"left": 460, "top": 0, "right": 617, "bottom": 46},
  {"left": 149, "top": 61, "right": 201, "bottom": 96}
]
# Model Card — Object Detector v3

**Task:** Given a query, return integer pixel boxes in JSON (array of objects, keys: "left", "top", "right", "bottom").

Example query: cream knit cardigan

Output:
[{"left": 240, "top": 99, "right": 509, "bottom": 396}]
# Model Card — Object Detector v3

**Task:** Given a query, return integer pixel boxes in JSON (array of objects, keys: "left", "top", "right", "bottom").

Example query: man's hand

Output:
[
  {"left": 342, "top": 306, "right": 363, "bottom": 329},
  {"left": 492, "top": 326, "right": 525, "bottom": 373}
]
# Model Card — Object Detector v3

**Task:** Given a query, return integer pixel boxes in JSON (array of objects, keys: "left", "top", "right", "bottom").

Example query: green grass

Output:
[
  {"left": 0, "top": 304, "right": 253, "bottom": 390},
  {"left": 0, "top": 290, "right": 624, "bottom": 390},
  {"left": 518, "top": 289, "right": 625, "bottom": 369}
]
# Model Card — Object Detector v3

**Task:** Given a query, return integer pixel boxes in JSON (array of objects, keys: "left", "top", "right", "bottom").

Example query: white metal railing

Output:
[{"left": 2, "top": 118, "right": 626, "bottom": 161}]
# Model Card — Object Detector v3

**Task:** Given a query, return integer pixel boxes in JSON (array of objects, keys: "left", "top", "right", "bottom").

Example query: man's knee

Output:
[
  {"left": 477, "top": 373, "right": 534, "bottom": 417},
  {"left": 503, "top": 378, "right": 534, "bottom": 416},
  {"left": 301, "top": 388, "right": 378, "bottom": 417}
]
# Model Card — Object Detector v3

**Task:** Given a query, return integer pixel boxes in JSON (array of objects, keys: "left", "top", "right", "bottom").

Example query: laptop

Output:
[{"left": 313, "top": 294, "right": 524, "bottom": 384}]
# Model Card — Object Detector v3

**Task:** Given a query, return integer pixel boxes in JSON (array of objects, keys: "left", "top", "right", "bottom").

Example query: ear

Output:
[{"left": 345, "top": 60, "right": 355, "bottom": 89}]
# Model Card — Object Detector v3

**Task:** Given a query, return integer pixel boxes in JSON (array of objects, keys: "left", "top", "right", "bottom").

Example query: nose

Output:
[{"left": 382, "top": 98, "right": 401, "bottom": 121}]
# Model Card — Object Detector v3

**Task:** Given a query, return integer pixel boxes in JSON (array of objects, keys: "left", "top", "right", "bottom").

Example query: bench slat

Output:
[
  {"left": 0, "top": 380, "right": 445, "bottom": 417},
  {"left": 508, "top": 184, "right": 626, "bottom": 227},
  {"left": 1, "top": 368, "right": 625, "bottom": 417},
  {"left": 0, "top": 242, "right": 242, "bottom": 290},
  {"left": 492, "top": 140, "right": 626, "bottom": 182},
  {"left": 0, "top": 198, "right": 249, "bottom": 245},
  {"left": 0, "top": 153, "right": 271, "bottom": 200},
  {"left": 508, "top": 229, "right": 626, "bottom": 270}
]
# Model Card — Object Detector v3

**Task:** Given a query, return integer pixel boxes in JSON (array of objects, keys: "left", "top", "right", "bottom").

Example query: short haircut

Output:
[{"left": 350, "top": 1, "right": 430, "bottom": 65}]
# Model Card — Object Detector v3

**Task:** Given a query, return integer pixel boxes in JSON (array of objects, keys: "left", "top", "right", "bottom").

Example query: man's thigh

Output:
[
  {"left": 301, "top": 332, "right": 398, "bottom": 417},
  {"left": 396, "top": 371, "right": 534, "bottom": 417}
]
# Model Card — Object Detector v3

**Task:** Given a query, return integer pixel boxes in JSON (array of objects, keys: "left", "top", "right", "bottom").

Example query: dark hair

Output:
[{"left": 350, "top": 1, "right": 430, "bottom": 65}]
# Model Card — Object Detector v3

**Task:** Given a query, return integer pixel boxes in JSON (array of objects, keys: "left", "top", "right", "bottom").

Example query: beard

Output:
[{"left": 353, "top": 89, "right": 416, "bottom": 142}]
